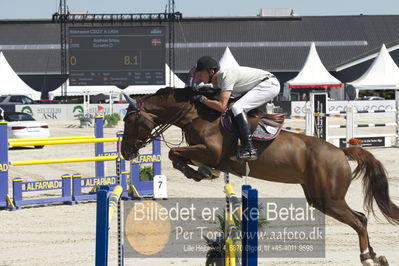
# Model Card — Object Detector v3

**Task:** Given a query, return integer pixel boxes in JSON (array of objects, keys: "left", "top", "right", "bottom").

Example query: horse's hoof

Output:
[
  {"left": 198, "top": 167, "right": 219, "bottom": 180},
  {"left": 191, "top": 176, "right": 202, "bottom": 182},
  {"left": 362, "top": 259, "right": 378, "bottom": 266},
  {"left": 198, "top": 167, "right": 213, "bottom": 179},
  {"left": 376, "top": 255, "right": 389, "bottom": 266},
  {"left": 186, "top": 175, "right": 201, "bottom": 182}
]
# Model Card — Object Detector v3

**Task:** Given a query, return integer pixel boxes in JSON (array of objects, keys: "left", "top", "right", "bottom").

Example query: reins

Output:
[
  {"left": 127, "top": 100, "right": 192, "bottom": 149},
  {"left": 161, "top": 130, "right": 186, "bottom": 149}
]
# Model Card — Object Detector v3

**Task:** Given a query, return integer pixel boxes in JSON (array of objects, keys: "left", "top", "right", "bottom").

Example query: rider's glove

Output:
[{"left": 191, "top": 94, "right": 206, "bottom": 103}]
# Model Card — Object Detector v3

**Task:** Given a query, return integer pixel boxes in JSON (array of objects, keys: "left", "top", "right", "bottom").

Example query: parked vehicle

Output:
[
  {"left": 0, "top": 95, "right": 36, "bottom": 104},
  {"left": 3, "top": 112, "right": 50, "bottom": 148},
  {"left": 35, "top": 99, "right": 63, "bottom": 104},
  {"left": 362, "top": 96, "right": 385, "bottom": 100}
]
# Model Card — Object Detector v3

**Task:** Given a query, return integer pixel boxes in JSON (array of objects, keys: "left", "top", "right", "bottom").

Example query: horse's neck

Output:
[
  {"left": 168, "top": 104, "right": 199, "bottom": 128},
  {"left": 145, "top": 99, "right": 197, "bottom": 127},
  {"left": 144, "top": 90, "right": 217, "bottom": 128}
]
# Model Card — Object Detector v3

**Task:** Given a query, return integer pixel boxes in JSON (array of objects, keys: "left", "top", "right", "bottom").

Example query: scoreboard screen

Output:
[{"left": 68, "top": 26, "right": 165, "bottom": 86}]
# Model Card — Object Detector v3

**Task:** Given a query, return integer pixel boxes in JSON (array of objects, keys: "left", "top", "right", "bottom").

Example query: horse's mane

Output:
[
  {"left": 140, "top": 87, "right": 221, "bottom": 121},
  {"left": 157, "top": 87, "right": 194, "bottom": 97},
  {"left": 141, "top": 87, "right": 194, "bottom": 103}
]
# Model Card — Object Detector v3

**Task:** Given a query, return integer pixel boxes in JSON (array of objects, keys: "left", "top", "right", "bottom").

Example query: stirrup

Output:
[{"left": 237, "top": 148, "right": 258, "bottom": 161}]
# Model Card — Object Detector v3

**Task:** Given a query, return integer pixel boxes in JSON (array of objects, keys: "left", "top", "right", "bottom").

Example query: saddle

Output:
[
  {"left": 221, "top": 109, "right": 285, "bottom": 142},
  {"left": 247, "top": 109, "right": 285, "bottom": 128}
]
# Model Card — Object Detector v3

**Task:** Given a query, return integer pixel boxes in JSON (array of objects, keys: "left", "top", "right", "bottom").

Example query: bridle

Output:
[{"left": 123, "top": 94, "right": 192, "bottom": 152}]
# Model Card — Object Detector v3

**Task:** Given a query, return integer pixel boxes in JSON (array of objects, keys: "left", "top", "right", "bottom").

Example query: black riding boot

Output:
[{"left": 234, "top": 113, "right": 257, "bottom": 161}]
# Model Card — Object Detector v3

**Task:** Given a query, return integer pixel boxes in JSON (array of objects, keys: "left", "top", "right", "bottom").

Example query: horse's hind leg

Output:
[
  {"left": 301, "top": 182, "right": 383, "bottom": 265},
  {"left": 302, "top": 185, "right": 367, "bottom": 256},
  {"left": 311, "top": 196, "right": 385, "bottom": 266},
  {"left": 300, "top": 149, "right": 390, "bottom": 266},
  {"left": 352, "top": 211, "right": 389, "bottom": 266}
]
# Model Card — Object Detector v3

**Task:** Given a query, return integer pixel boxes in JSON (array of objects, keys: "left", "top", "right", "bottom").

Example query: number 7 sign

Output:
[{"left": 153, "top": 175, "right": 168, "bottom": 199}]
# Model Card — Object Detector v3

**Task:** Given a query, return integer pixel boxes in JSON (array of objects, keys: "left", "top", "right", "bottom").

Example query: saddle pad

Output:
[
  {"left": 251, "top": 123, "right": 282, "bottom": 141},
  {"left": 220, "top": 114, "right": 282, "bottom": 142}
]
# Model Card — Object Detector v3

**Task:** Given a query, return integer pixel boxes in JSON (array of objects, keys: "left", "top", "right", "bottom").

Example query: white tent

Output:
[
  {"left": 348, "top": 44, "right": 399, "bottom": 90},
  {"left": 49, "top": 80, "right": 120, "bottom": 99},
  {"left": 0, "top": 52, "right": 41, "bottom": 100},
  {"left": 122, "top": 64, "right": 185, "bottom": 95},
  {"left": 219, "top": 47, "right": 240, "bottom": 70},
  {"left": 287, "top": 43, "right": 342, "bottom": 88}
]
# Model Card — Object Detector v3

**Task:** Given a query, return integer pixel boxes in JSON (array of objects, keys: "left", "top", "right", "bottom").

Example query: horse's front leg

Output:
[{"left": 168, "top": 144, "right": 220, "bottom": 182}]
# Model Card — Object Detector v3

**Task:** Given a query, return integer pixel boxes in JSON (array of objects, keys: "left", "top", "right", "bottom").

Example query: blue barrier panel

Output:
[
  {"left": 95, "top": 116, "right": 105, "bottom": 178},
  {"left": 242, "top": 185, "right": 259, "bottom": 266},
  {"left": 95, "top": 186, "right": 110, "bottom": 266},
  {"left": 130, "top": 137, "right": 161, "bottom": 197},
  {"left": 0, "top": 122, "right": 9, "bottom": 208},
  {"left": 95, "top": 185, "right": 123, "bottom": 266},
  {"left": 12, "top": 175, "right": 73, "bottom": 208},
  {"left": 72, "top": 173, "right": 128, "bottom": 203}
]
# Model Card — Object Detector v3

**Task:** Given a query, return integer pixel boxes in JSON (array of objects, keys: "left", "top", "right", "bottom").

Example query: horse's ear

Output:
[{"left": 122, "top": 93, "right": 138, "bottom": 110}]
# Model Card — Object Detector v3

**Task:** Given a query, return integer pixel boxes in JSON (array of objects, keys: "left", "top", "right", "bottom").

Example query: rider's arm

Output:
[{"left": 201, "top": 90, "right": 232, "bottom": 113}]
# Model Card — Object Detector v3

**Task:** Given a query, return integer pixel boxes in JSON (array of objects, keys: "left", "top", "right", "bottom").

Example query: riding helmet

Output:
[{"left": 195, "top": 56, "right": 220, "bottom": 72}]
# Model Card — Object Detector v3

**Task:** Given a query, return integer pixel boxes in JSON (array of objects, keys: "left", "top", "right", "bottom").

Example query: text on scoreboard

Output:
[{"left": 68, "top": 26, "right": 166, "bottom": 86}]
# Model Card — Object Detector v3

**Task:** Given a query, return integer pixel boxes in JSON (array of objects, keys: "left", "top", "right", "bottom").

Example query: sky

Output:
[{"left": 0, "top": 0, "right": 398, "bottom": 19}]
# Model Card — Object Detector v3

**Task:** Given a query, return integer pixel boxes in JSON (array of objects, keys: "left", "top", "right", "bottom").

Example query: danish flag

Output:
[{"left": 151, "top": 38, "right": 162, "bottom": 46}]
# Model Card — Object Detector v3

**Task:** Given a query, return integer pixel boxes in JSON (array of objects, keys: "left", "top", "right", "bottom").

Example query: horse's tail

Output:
[{"left": 342, "top": 147, "right": 399, "bottom": 225}]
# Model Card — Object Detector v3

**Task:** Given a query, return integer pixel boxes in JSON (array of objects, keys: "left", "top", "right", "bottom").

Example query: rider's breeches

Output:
[{"left": 231, "top": 77, "right": 280, "bottom": 117}]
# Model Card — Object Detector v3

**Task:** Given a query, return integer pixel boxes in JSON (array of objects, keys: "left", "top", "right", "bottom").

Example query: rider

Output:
[{"left": 194, "top": 56, "right": 280, "bottom": 161}]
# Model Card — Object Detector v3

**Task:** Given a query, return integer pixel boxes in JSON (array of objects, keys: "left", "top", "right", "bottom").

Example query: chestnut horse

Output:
[{"left": 121, "top": 87, "right": 398, "bottom": 265}]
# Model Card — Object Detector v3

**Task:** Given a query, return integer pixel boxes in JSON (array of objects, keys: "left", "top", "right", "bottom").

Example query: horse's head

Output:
[
  {"left": 121, "top": 88, "right": 195, "bottom": 160},
  {"left": 121, "top": 87, "right": 221, "bottom": 160},
  {"left": 121, "top": 93, "right": 158, "bottom": 160}
]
